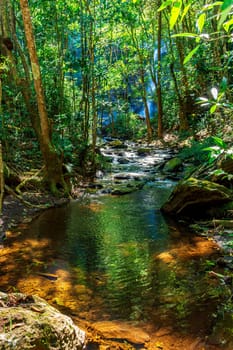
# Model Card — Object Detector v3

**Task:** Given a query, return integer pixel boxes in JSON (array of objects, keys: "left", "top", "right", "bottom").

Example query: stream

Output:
[{"left": 1, "top": 141, "right": 227, "bottom": 349}]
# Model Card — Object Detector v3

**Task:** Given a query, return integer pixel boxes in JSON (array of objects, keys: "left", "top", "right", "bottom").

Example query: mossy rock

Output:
[
  {"left": 108, "top": 140, "right": 127, "bottom": 149},
  {"left": 161, "top": 177, "right": 232, "bottom": 217},
  {"left": 137, "top": 148, "right": 151, "bottom": 156},
  {"left": 163, "top": 157, "right": 183, "bottom": 172},
  {"left": 111, "top": 180, "right": 145, "bottom": 195},
  {"left": 0, "top": 292, "right": 85, "bottom": 350}
]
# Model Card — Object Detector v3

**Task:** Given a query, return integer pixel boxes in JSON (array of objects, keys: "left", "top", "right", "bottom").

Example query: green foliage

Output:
[
  {"left": 1, "top": 0, "right": 233, "bottom": 178},
  {"left": 179, "top": 136, "right": 229, "bottom": 165},
  {"left": 203, "top": 136, "right": 228, "bottom": 163}
]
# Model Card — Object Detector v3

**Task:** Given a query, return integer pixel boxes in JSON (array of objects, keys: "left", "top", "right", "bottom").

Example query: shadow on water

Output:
[{"left": 0, "top": 182, "right": 224, "bottom": 342}]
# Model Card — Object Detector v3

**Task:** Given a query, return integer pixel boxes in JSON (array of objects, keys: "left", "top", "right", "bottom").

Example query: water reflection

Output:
[
  {"left": 1, "top": 183, "right": 221, "bottom": 333},
  {"left": 16, "top": 185, "right": 220, "bottom": 330}
]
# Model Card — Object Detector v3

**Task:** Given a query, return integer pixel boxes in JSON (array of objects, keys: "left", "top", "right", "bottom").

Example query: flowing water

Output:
[{"left": 0, "top": 142, "right": 226, "bottom": 348}]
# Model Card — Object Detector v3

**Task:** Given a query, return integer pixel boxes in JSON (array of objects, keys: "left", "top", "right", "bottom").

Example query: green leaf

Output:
[
  {"left": 221, "top": 0, "right": 232, "bottom": 11},
  {"left": 218, "top": 0, "right": 233, "bottom": 29},
  {"left": 210, "top": 104, "right": 217, "bottom": 113},
  {"left": 172, "top": 32, "right": 199, "bottom": 38},
  {"left": 158, "top": 0, "right": 173, "bottom": 12},
  {"left": 170, "top": 1, "right": 182, "bottom": 30},
  {"left": 197, "top": 13, "right": 206, "bottom": 32},
  {"left": 220, "top": 76, "right": 228, "bottom": 92},
  {"left": 210, "top": 169, "right": 226, "bottom": 176},
  {"left": 211, "top": 136, "right": 227, "bottom": 149},
  {"left": 203, "top": 2, "right": 224, "bottom": 11},
  {"left": 223, "top": 18, "right": 233, "bottom": 32},
  {"left": 180, "top": 3, "right": 192, "bottom": 22},
  {"left": 183, "top": 45, "right": 200, "bottom": 64},
  {"left": 203, "top": 146, "right": 220, "bottom": 152}
]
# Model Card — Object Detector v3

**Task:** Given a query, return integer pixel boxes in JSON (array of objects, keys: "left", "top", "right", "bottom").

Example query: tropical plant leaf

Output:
[
  {"left": 183, "top": 45, "right": 200, "bottom": 64},
  {"left": 197, "top": 13, "right": 206, "bottom": 32},
  {"left": 211, "top": 136, "right": 227, "bottom": 149},
  {"left": 223, "top": 18, "right": 233, "bottom": 32},
  {"left": 210, "top": 104, "right": 217, "bottom": 113},
  {"left": 221, "top": 0, "right": 232, "bottom": 11},
  {"left": 172, "top": 32, "right": 199, "bottom": 38},
  {"left": 180, "top": 3, "right": 192, "bottom": 22},
  {"left": 220, "top": 76, "right": 228, "bottom": 91},
  {"left": 158, "top": 0, "right": 173, "bottom": 12},
  {"left": 218, "top": 0, "right": 233, "bottom": 29},
  {"left": 170, "top": 1, "right": 182, "bottom": 29}
]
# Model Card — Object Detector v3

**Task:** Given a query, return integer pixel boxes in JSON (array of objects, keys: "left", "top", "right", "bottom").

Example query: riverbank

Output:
[{"left": 0, "top": 192, "right": 69, "bottom": 244}]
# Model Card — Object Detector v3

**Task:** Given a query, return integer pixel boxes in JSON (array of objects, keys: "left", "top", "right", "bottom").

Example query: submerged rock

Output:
[
  {"left": 0, "top": 292, "right": 85, "bottom": 350},
  {"left": 107, "top": 140, "right": 127, "bottom": 149},
  {"left": 137, "top": 147, "right": 151, "bottom": 155},
  {"left": 163, "top": 157, "right": 183, "bottom": 172},
  {"left": 92, "top": 321, "right": 150, "bottom": 346},
  {"left": 111, "top": 180, "right": 145, "bottom": 195},
  {"left": 161, "top": 177, "right": 232, "bottom": 217}
]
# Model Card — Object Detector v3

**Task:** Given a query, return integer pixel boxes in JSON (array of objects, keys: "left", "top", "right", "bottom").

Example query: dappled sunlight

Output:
[
  {"left": 0, "top": 148, "right": 228, "bottom": 350},
  {"left": 0, "top": 199, "right": 224, "bottom": 341},
  {"left": 155, "top": 236, "right": 219, "bottom": 264},
  {"left": 82, "top": 202, "right": 104, "bottom": 213}
]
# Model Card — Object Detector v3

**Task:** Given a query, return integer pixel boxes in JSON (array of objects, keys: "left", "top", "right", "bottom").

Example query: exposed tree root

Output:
[
  {"left": 4, "top": 184, "right": 50, "bottom": 209},
  {"left": 15, "top": 167, "right": 44, "bottom": 195}
]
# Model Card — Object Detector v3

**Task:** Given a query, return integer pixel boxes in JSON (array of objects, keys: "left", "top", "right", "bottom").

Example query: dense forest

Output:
[
  {"left": 0, "top": 0, "right": 232, "bottom": 197},
  {"left": 0, "top": 1, "right": 233, "bottom": 349}
]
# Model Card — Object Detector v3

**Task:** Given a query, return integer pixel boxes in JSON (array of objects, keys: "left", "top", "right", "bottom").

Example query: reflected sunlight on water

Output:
[{"left": 0, "top": 184, "right": 222, "bottom": 336}]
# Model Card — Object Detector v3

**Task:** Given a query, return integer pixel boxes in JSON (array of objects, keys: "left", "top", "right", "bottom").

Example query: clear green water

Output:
[{"left": 25, "top": 181, "right": 222, "bottom": 330}]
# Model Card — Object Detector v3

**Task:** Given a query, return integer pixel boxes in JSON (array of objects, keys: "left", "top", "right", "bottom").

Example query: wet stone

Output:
[
  {"left": 92, "top": 321, "right": 150, "bottom": 346},
  {"left": 0, "top": 292, "right": 86, "bottom": 350}
]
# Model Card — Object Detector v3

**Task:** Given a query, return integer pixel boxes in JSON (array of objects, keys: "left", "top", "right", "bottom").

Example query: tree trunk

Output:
[
  {"left": 156, "top": 3, "right": 163, "bottom": 139},
  {"left": 140, "top": 68, "right": 153, "bottom": 141},
  {"left": 19, "top": 0, "right": 68, "bottom": 194},
  {"left": 0, "top": 79, "right": 4, "bottom": 213},
  {"left": 129, "top": 27, "right": 153, "bottom": 141},
  {"left": 175, "top": 35, "right": 190, "bottom": 131}
]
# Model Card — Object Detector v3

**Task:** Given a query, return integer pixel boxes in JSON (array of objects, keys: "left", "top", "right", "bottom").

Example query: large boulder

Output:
[
  {"left": 161, "top": 177, "right": 232, "bottom": 217},
  {"left": 0, "top": 292, "right": 85, "bottom": 350}
]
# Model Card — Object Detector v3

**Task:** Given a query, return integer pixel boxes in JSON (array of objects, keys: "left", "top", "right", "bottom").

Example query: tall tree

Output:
[
  {"left": 156, "top": 1, "right": 163, "bottom": 138},
  {"left": 19, "top": 0, "right": 69, "bottom": 194}
]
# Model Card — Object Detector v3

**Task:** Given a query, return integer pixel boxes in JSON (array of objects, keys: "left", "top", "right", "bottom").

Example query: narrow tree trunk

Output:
[
  {"left": 157, "top": 4, "right": 163, "bottom": 139},
  {"left": 129, "top": 27, "right": 153, "bottom": 141},
  {"left": 140, "top": 69, "right": 153, "bottom": 141},
  {"left": 19, "top": 0, "right": 68, "bottom": 194},
  {"left": 175, "top": 35, "right": 189, "bottom": 131},
  {"left": 0, "top": 142, "right": 4, "bottom": 214},
  {"left": 0, "top": 79, "right": 4, "bottom": 213}
]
